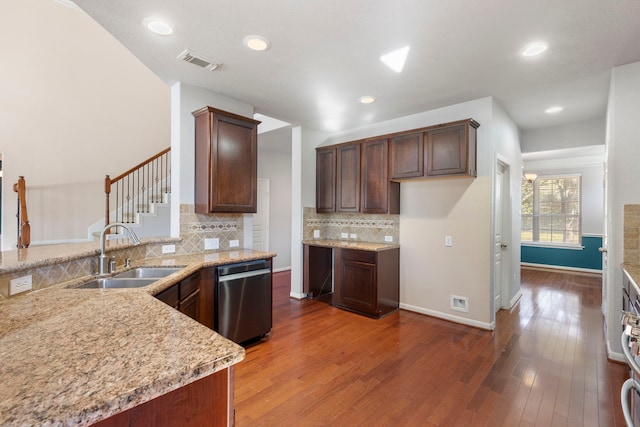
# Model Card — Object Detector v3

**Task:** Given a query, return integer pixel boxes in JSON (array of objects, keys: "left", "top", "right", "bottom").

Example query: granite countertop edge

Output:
[
  {"left": 0, "top": 248, "right": 276, "bottom": 426},
  {"left": 302, "top": 239, "right": 400, "bottom": 251}
]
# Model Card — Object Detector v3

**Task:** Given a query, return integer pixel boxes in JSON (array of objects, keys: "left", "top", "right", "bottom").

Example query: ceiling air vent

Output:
[{"left": 177, "top": 49, "right": 222, "bottom": 71}]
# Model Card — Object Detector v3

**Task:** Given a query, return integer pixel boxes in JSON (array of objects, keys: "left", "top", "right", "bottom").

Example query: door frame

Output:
[{"left": 493, "top": 156, "right": 513, "bottom": 317}]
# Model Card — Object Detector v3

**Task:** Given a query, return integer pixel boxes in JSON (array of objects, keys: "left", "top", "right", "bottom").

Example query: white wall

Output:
[
  {"left": 302, "top": 96, "right": 522, "bottom": 328},
  {"left": 258, "top": 129, "right": 292, "bottom": 271},
  {"left": 491, "top": 100, "right": 523, "bottom": 310},
  {"left": 1, "top": 0, "right": 170, "bottom": 249},
  {"left": 605, "top": 60, "right": 640, "bottom": 359},
  {"left": 170, "top": 82, "right": 254, "bottom": 237},
  {"left": 521, "top": 117, "right": 606, "bottom": 152}
]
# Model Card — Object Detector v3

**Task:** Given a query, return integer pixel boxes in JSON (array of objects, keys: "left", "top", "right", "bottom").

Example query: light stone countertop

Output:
[
  {"left": 0, "top": 237, "right": 179, "bottom": 274},
  {"left": 0, "top": 248, "right": 276, "bottom": 427},
  {"left": 302, "top": 239, "right": 400, "bottom": 251}
]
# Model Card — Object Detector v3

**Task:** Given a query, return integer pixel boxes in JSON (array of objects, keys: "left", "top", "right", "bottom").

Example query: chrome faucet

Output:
[{"left": 98, "top": 223, "right": 141, "bottom": 276}]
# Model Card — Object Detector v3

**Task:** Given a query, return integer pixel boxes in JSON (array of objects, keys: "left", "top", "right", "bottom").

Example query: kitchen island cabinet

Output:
[{"left": 303, "top": 240, "right": 400, "bottom": 318}]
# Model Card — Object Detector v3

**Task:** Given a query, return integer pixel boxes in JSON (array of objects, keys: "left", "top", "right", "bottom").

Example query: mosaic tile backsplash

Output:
[
  {"left": 624, "top": 204, "right": 640, "bottom": 264},
  {"left": 303, "top": 207, "right": 400, "bottom": 244}
]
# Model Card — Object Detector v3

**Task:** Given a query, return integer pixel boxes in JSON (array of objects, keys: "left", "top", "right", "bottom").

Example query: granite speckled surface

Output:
[
  {"left": 302, "top": 239, "right": 400, "bottom": 251},
  {"left": 0, "top": 237, "right": 179, "bottom": 274},
  {"left": 0, "top": 248, "right": 276, "bottom": 426},
  {"left": 0, "top": 290, "right": 244, "bottom": 427}
]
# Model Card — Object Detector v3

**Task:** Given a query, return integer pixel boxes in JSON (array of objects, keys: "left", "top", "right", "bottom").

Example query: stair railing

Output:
[
  {"left": 104, "top": 147, "right": 171, "bottom": 232},
  {"left": 13, "top": 176, "right": 30, "bottom": 249}
]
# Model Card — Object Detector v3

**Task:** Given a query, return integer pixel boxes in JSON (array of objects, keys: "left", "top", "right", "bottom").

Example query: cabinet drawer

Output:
[
  {"left": 156, "top": 284, "right": 179, "bottom": 308},
  {"left": 180, "top": 272, "right": 200, "bottom": 299},
  {"left": 341, "top": 248, "right": 376, "bottom": 264}
]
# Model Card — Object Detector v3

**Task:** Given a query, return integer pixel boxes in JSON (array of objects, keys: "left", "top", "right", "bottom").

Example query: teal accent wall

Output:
[{"left": 521, "top": 235, "right": 602, "bottom": 271}]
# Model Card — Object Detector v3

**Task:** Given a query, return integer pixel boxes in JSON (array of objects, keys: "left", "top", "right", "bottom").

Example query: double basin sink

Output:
[{"left": 77, "top": 267, "right": 183, "bottom": 289}]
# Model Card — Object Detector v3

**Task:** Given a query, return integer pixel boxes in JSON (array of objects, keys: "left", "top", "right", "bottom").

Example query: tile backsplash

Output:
[
  {"left": 303, "top": 207, "right": 399, "bottom": 244},
  {"left": 624, "top": 204, "right": 640, "bottom": 264}
]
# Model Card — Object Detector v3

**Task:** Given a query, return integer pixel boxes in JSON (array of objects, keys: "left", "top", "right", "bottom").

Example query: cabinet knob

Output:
[
  {"left": 500, "top": 243, "right": 508, "bottom": 249},
  {"left": 598, "top": 247, "right": 607, "bottom": 253}
]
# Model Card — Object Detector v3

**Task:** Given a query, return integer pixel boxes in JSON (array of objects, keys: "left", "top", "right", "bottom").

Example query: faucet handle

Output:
[
  {"left": 124, "top": 258, "right": 131, "bottom": 268},
  {"left": 109, "top": 256, "right": 117, "bottom": 273}
]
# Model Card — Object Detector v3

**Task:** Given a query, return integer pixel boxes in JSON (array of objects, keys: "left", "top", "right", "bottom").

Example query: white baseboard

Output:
[
  {"left": 273, "top": 266, "right": 291, "bottom": 273},
  {"left": 290, "top": 292, "right": 307, "bottom": 300},
  {"left": 521, "top": 262, "right": 602, "bottom": 275},
  {"left": 400, "top": 303, "right": 495, "bottom": 330},
  {"left": 508, "top": 290, "right": 522, "bottom": 309}
]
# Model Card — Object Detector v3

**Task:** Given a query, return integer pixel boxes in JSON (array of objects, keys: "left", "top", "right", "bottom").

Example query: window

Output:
[{"left": 521, "top": 174, "right": 582, "bottom": 245}]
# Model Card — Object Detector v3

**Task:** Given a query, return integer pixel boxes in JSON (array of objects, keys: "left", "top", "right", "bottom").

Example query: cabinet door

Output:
[
  {"left": 361, "top": 138, "right": 399, "bottom": 214},
  {"left": 390, "top": 132, "right": 424, "bottom": 179},
  {"left": 156, "top": 284, "right": 179, "bottom": 309},
  {"left": 336, "top": 143, "right": 361, "bottom": 212},
  {"left": 425, "top": 120, "right": 478, "bottom": 177},
  {"left": 335, "top": 249, "right": 378, "bottom": 316},
  {"left": 193, "top": 107, "right": 260, "bottom": 213},
  {"left": 180, "top": 289, "right": 200, "bottom": 321},
  {"left": 316, "top": 147, "right": 336, "bottom": 213}
]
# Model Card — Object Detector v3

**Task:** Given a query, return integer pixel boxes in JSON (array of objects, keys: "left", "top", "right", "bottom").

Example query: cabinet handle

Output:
[{"left": 599, "top": 247, "right": 607, "bottom": 253}]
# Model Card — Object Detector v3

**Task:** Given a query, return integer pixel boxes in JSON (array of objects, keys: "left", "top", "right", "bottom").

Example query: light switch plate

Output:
[
  {"left": 385, "top": 236, "right": 393, "bottom": 243},
  {"left": 229, "top": 239, "right": 240, "bottom": 248},
  {"left": 341, "top": 232, "right": 348, "bottom": 239},
  {"left": 162, "top": 244, "right": 176, "bottom": 254},
  {"left": 350, "top": 233, "right": 357, "bottom": 239},
  {"left": 204, "top": 238, "right": 219, "bottom": 250},
  {"left": 313, "top": 230, "right": 320, "bottom": 238},
  {"left": 10, "top": 275, "right": 32, "bottom": 295}
]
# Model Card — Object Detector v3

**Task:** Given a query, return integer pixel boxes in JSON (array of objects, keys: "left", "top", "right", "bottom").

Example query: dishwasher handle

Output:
[
  {"left": 622, "top": 333, "right": 640, "bottom": 375},
  {"left": 217, "top": 268, "right": 271, "bottom": 282}
]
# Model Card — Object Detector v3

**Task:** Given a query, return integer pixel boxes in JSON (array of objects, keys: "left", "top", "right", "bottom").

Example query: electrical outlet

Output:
[
  {"left": 445, "top": 236, "right": 453, "bottom": 247},
  {"left": 385, "top": 236, "right": 393, "bottom": 243},
  {"left": 451, "top": 295, "right": 469, "bottom": 312},
  {"left": 341, "top": 232, "right": 348, "bottom": 239},
  {"left": 204, "top": 238, "right": 219, "bottom": 250},
  {"left": 10, "top": 275, "right": 32, "bottom": 295},
  {"left": 162, "top": 244, "right": 176, "bottom": 254},
  {"left": 313, "top": 230, "right": 320, "bottom": 238},
  {"left": 229, "top": 239, "right": 240, "bottom": 248},
  {"left": 350, "top": 233, "right": 357, "bottom": 239}
]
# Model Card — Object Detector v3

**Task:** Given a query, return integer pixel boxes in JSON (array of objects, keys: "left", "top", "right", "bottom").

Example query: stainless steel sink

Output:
[
  {"left": 112, "top": 267, "right": 183, "bottom": 279},
  {"left": 77, "top": 278, "right": 158, "bottom": 289}
]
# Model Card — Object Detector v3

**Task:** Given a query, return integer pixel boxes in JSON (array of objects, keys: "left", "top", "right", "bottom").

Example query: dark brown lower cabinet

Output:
[
  {"left": 333, "top": 247, "right": 400, "bottom": 318},
  {"left": 93, "top": 367, "right": 234, "bottom": 427},
  {"left": 155, "top": 271, "right": 203, "bottom": 324}
]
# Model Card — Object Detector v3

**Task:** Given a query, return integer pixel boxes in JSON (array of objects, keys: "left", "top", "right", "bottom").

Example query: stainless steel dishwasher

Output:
[{"left": 215, "top": 259, "right": 272, "bottom": 344}]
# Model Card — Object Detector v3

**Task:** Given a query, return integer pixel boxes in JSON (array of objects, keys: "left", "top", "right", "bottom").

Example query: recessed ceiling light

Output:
[
  {"left": 359, "top": 96, "right": 376, "bottom": 104},
  {"left": 545, "top": 106, "right": 563, "bottom": 114},
  {"left": 243, "top": 35, "right": 270, "bottom": 51},
  {"left": 380, "top": 46, "right": 410, "bottom": 73},
  {"left": 143, "top": 18, "right": 173, "bottom": 36},
  {"left": 521, "top": 41, "right": 548, "bottom": 57}
]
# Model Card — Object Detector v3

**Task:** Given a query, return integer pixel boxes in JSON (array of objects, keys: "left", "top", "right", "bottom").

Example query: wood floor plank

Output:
[{"left": 233, "top": 268, "right": 628, "bottom": 426}]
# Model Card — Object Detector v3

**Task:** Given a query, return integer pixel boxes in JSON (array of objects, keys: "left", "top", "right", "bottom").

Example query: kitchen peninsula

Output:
[{"left": 0, "top": 240, "right": 275, "bottom": 426}]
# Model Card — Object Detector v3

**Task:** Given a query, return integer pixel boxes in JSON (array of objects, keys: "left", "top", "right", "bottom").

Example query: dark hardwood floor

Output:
[{"left": 234, "top": 268, "right": 628, "bottom": 426}]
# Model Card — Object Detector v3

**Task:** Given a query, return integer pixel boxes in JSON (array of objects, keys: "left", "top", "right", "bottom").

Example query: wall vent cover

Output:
[{"left": 177, "top": 49, "right": 221, "bottom": 71}]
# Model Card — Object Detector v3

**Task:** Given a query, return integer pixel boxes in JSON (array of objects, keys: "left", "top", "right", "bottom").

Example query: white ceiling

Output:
[{"left": 71, "top": 0, "right": 640, "bottom": 134}]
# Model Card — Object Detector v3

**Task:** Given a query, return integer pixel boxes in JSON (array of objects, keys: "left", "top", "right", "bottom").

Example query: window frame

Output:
[{"left": 521, "top": 173, "right": 583, "bottom": 249}]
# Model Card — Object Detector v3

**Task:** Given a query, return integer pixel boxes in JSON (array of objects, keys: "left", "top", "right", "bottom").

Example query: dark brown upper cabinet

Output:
[
  {"left": 193, "top": 106, "right": 260, "bottom": 213},
  {"left": 361, "top": 138, "right": 400, "bottom": 214},
  {"left": 390, "top": 132, "right": 424, "bottom": 179},
  {"left": 425, "top": 119, "right": 479, "bottom": 177},
  {"left": 316, "top": 147, "right": 337, "bottom": 213},
  {"left": 336, "top": 142, "right": 361, "bottom": 212}
]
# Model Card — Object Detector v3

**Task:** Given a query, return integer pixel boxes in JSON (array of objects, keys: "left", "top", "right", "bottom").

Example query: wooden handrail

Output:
[
  {"left": 104, "top": 148, "right": 171, "bottom": 231},
  {"left": 12, "top": 176, "right": 30, "bottom": 249},
  {"left": 110, "top": 147, "right": 171, "bottom": 184}
]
